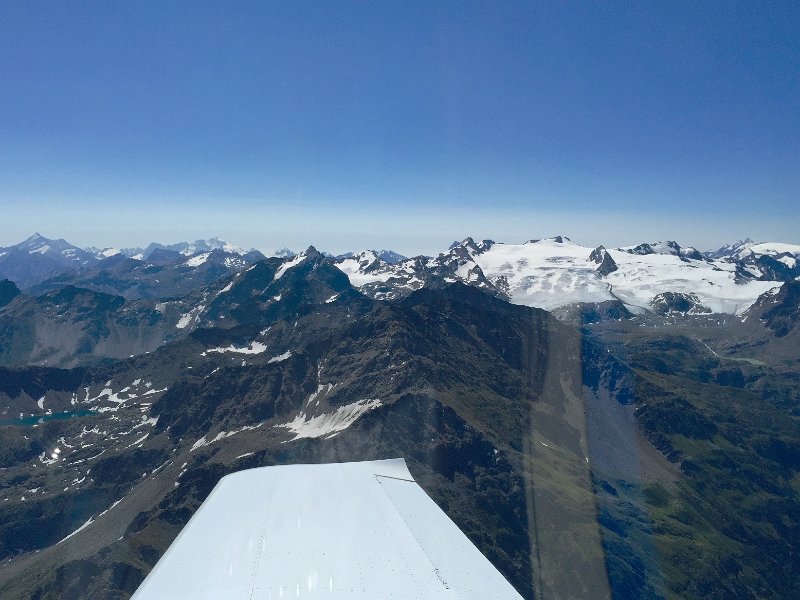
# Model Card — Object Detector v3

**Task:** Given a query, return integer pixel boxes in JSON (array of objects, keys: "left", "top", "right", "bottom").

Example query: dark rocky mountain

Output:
[
  {"left": 0, "top": 280, "right": 20, "bottom": 307},
  {"left": 0, "top": 285, "right": 199, "bottom": 368},
  {"left": 374, "top": 249, "right": 407, "bottom": 264},
  {"left": 746, "top": 280, "right": 800, "bottom": 338},
  {"left": 0, "top": 278, "right": 628, "bottom": 599},
  {"left": 650, "top": 292, "right": 711, "bottom": 316},
  {"left": 199, "top": 247, "right": 370, "bottom": 329},
  {"left": 0, "top": 249, "right": 371, "bottom": 370},
  {"left": 583, "top": 305, "right": 800, "bottom": 600},
  {"left": 333, "top": 238, "right": 506, "bottom": 303},
  {"left": 0, "top": 235, "right": 266, "bottom": 299},
  {"left": 705, "top": 239, "right": 800, "bottom": 283},
  {"left": 0, "top": 234, "right": 98, "bottom": 289},
  {"left": 745, "top": 253, "right": 799, "bottom": 282},
  {"left": 552, "top": 299, "right": 633, "bottom": 326},
  {"left": 28, "top": 248, "right": 263, "bottom": 300},
  {"left": 589, "top": 245, "right": 619, "bottom": 276}
]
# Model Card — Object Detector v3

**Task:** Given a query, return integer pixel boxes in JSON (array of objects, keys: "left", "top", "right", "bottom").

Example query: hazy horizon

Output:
[{"left": 0, "top": 222, "right": 789, "bottom": 259}]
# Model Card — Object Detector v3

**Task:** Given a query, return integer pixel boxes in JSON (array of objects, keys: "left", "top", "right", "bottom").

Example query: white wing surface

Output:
[{"left": 133, "top": 458, "right": 523, "bottom": 599}]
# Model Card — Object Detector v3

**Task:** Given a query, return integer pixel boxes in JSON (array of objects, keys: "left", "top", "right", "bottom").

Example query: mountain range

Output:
[
  {"left": 3, "top": 234, "right": 797, "bottom": 312},
  {"left": 0, "top": 233, "right": 799, "bottom": 599}
]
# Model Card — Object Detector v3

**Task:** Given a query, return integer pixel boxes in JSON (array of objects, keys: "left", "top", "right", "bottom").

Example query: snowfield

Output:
[{"left": 335, "top": 237, "right": 786, "bottom": 315}]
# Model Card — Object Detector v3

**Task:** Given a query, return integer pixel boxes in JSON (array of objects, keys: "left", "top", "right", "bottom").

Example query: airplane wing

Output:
[{"left": 132, "top": 458, "right": 523, "bottom": 599}]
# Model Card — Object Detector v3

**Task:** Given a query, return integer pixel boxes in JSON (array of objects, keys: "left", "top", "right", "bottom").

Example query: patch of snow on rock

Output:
[
  {"left": 276, "top": 399, "right": 382, "bottom": 441},
  {"left": 274, "top": 253, "right": 306, "bottom": 279},
  {"left": 58, "top": 517, "right": 94, "bottom": 544},
  {"left": 202, "top": 342, "right": 267, "bottom": 356},
  {"left": 185, "top": 252, "right": 211, "bottom": 267},
  {"left": 267, "top": 351, "right": 292, "bottom": 363},
  {"left": 176, "top": 305, "right": 204, "bottom": 329}
]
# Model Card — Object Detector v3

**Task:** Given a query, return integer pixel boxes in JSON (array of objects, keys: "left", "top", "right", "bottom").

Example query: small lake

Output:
[{"left": 0, "top": 409, "right": 95, "bottom": 427}]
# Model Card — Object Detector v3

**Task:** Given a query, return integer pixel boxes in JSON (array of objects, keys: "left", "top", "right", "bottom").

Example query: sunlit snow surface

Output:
[
  {"left": 133, "top": 459, "right": 522, "bottom": 599},
  {"left": 602, "top": 249, "right": 777, "bottom": 314},
  {"left": 469, "top": 239, "right": 778, "bottom": 314},
  {"left": 337, "top": 238, "right": 781, "bottom": 315}
]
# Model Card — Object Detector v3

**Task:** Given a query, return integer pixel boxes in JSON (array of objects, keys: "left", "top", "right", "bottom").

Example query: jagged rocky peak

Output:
[
  {"left": 21, "top": 232, "right": 44, "bottom": 245},
  {"left": 122, "top": 237, "right": 251, "bottom": 260},
  {"left": 457, "top": 237, "right": 480, "bottom": 252},
  {"left": 622, "top": 241, "right": 682, "bottom": 256},
  {"left": 171, "top": 237, "right": 246, "bottom": 256},
  {"left": 625, "top": 240, "right": 711, "bottom": 259},
  {"left": 589, "top": 246, "right": 618, "bottom": 276},
  {"left": 662, "top": 240, "right": 682, "bottom": 254},
  {"left": 303, "top": 245, "right": 322, "bottom": 260},
  {"left": 147, "top": 248, "right": 185, "bottom": 264},
  {"left": 0, "top": 234, "right": 99, "bottom": 288},
  {"left": 450, "top": 237, "right": 494, "bottom": 254},
  {"left": 19, "top": 232, "right": 50, "bottom": 247},
  {"left": 626, "top": 242, "right": 655, "bottom": 255},
  {"left": 15, "top": 232, "right": 89, "bottom": 256},
  {"left": 328, "top": 250, "right": 386, "bottom": 277},
  {"left": 589, "top": 245, "right": 607, "bottom": 263},
  {"left": 273, "top": 247, "right": 296, "bottom": 258},
  {"left": 351, "top": 250, "right": 384, "bottom": 271},
  {"left": 705, "top": 238, "right": 756, "bottom": 259},
  {"left": 374, "top": 249, "right": 407, "bottom": 264},
  {"left": 445, "top": 239, "right": 476, "bottom": 262}
]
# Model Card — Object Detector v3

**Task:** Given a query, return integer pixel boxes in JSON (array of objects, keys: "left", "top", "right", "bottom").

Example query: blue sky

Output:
[{"left": 1, "top": 1, "right": 798, "bottom": 255}]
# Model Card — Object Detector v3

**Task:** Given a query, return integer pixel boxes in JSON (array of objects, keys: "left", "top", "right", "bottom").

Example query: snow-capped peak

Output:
[
  {"left": 119, "top": 238, "right": 252, "bottom": 260},
  {"left": 704, "top": 238, "right": 756, "bottom": 259},
  {"left": 618, "top": 240, "right": 683, "bottom": 256},
  {"left": 12, "top": 233, "right": 93, "bottom": 262},
  {"left": 180, "top": 237, "right": 246, "bottom": 256},
  {"left": 273, "top": 246, "right": 321, "bottom": 280},
  {"left": 273, "top": 247, "right": 297, "bottom": 258},
  {"left": 450, "top": 237, "right": 494, "bottom": 254},
  {"left": 734, "top": 242, "right": 800, "bottom": 261}
]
